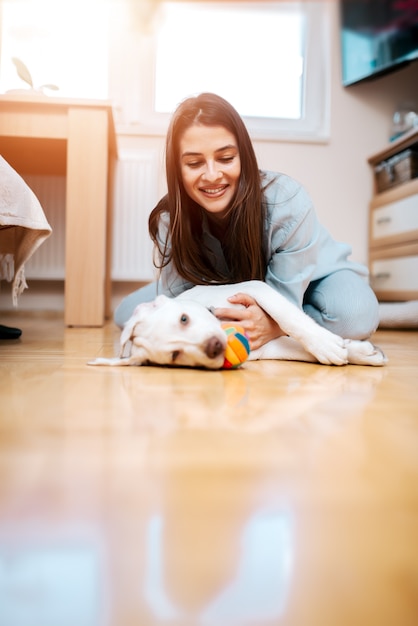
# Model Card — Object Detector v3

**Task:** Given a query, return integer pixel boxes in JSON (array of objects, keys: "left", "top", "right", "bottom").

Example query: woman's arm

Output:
[
  {"left": 215, "top": 175, "right": 320, "bottom": 347},
  {"left": 214, "top": 293, "right": 286, "bottom": 350}
]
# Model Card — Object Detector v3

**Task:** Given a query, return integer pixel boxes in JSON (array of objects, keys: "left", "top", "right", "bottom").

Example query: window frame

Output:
[{"left": 110, "top": 1, "right": 331, "bottom": 143}]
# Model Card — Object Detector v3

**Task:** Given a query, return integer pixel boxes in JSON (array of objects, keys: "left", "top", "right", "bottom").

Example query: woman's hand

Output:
[{"left": 214, "top": 293, "right": 285, "bottom": 350}]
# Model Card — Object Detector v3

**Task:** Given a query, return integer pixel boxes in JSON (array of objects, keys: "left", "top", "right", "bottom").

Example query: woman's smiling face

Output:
[{"left": 179, "top": 124, "right": 241, "bottom": 218}]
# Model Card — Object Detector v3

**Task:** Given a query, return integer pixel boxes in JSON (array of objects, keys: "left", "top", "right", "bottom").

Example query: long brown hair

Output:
[{"left": 149, "top": 93, "right": 267, "bottom": 284}]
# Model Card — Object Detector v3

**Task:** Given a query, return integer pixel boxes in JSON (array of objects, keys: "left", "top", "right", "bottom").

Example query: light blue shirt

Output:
[{"left": 159, "top": 171, "right": 368, "bottom": 308}]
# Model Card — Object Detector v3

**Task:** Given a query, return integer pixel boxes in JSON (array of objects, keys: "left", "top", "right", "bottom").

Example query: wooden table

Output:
[{"left": 0, "top": 94, "right": 117, "bottom": 326}]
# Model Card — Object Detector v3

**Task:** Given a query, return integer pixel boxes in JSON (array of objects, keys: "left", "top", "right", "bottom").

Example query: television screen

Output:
[{"left": 340, "top": 0, "right": 418, "bottom": 86}]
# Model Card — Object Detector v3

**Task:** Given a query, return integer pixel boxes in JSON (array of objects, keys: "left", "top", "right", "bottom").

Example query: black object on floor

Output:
[{"left": 0, "top": 324, "right": 22, "bottom": 339}]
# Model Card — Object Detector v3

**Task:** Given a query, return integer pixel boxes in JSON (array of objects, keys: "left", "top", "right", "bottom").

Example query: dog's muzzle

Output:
[{"left": 205, "top": 336, "right": 224, "bottom": 359}]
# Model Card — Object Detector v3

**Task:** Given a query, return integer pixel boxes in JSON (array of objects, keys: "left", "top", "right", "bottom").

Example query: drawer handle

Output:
[
  {"left": 376, "top": 216, "right": 392, "bottom": 225},
  {"left": 372, "top": 272, "right": 391, "bottom": 280}
]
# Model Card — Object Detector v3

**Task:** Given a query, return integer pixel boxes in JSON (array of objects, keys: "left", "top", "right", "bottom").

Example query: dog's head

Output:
[{"left": 121, "top": 295, "right": 228, "bottom": 369}]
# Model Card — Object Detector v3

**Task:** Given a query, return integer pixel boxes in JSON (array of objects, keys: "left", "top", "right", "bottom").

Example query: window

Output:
[
  {"left": 155, "top": 3, "right": 304, "bottom": 120},
  {"left": 115, "top": 1, "right": 331, "bottom": 142}
]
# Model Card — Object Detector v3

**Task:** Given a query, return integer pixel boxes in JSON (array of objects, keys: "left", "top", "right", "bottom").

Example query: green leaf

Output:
[
  {"left": 12, "top": 57, "right": 34, "bottom": 88},
  {"left": 40, "top": 84, "right": 59, "bottom": 92}
]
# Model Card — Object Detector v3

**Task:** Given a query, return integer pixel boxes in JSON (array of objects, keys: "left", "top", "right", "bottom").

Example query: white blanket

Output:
[
  {"left": 378, "top": 300, "right": 418, "bottom": 329},
  {"left": 0, "top": 156, "right": 52, "bottom": 305}
]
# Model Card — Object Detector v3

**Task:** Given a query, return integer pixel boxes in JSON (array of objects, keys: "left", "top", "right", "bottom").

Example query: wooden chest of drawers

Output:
[{"left": 368, "top": 128, "right": 418, "bottom": 301}]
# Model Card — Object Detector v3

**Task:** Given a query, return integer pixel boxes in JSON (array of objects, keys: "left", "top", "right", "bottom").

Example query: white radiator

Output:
[
  {"left": 23, "top": 174, "right": 66, "bottom": 279},
  {"left": 111, "top": 149, "right": 159, "bottom": 281},
  {"left": 24, "top": 149, "right": 159, "bottom": 282}
]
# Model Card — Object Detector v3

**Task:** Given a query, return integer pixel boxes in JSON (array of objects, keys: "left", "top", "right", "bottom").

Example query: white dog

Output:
[{"left": 89, "top": 280, "right": 387, "bottom": 369}]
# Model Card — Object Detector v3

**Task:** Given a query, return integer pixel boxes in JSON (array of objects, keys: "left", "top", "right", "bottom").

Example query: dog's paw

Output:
[
  {"left": 345, "top": 340, "right": 388, "bottom": 366},
  {"left": 302, "top": 329, "right": 349, "bottom": 365},
  {"left": 87, "top": 357, "right": 126, "bottom": 366}
]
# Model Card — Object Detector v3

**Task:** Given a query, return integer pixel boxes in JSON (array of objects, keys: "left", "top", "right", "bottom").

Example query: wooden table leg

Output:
[{"left": 65, "top": 108, "right": 109, "bottom": 326}]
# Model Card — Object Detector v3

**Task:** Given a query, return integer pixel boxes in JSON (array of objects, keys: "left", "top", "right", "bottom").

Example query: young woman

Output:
[{"left": 114, "top": 93, "right": 379, "bottom": 349}]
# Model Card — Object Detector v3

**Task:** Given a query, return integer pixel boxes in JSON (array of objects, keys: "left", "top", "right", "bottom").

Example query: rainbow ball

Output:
[{"left": 221, "top": 323, "right": 251, "bottom": 369}]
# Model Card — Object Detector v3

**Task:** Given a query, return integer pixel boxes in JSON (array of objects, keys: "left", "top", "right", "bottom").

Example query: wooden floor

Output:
[{"left": 0, "top": 313, "right": 417, "bottom": 626}]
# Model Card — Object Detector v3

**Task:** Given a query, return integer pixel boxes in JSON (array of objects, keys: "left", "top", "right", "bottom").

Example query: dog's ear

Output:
[
  {"left": 131, "top": 295, "right": 168, "bottom": 318},
  {"left": 120, "top": 318, "right": 137, "bottom": 357},
  {"left": 120, "top": 296, "right": 169, "bottom": 357},
  {"left": 148, "top": 294, "right": 169, "bottom": 308}
]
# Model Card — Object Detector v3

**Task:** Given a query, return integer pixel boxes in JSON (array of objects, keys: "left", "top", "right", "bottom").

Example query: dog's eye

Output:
[{"left": 180, "top": 313, "right": 189, "bottom": 325}]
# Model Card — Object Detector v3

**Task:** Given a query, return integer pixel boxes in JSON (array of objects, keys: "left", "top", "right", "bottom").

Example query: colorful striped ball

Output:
[{"left": 221, "top": 323, "right": 251, "bottom": 369}]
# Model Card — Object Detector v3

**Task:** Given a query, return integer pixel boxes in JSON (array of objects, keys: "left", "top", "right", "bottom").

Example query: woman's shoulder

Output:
[
  {"left": 261, "top": 170, "right": 304, "bottom": 197},
  {"left": 260, "top": 170, "right": 312, "bottom": 220}
]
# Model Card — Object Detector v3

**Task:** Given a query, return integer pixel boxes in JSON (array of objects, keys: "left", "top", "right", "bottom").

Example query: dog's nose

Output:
[{"left": 205, "top": 336, "right": 224, "bottom": 359}]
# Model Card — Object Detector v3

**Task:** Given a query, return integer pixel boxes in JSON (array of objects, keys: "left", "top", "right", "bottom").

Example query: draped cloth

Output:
[{"left": 0, "top": 155, "right": 52, "bottom": 305}]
